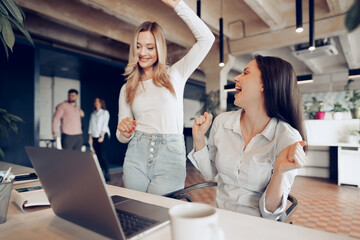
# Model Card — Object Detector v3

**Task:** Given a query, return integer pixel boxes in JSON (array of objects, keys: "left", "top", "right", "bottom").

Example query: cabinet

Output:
[{"left": 338, "top": 146, "right": 360, "bottom": 187}]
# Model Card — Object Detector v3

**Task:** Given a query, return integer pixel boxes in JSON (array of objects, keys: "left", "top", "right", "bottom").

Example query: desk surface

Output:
[
  {"left": 0, "top": 162, "right": 355, "bottom": 240},
  {"left": 0, "top": 183, "right": 355, "bottom": 240}
]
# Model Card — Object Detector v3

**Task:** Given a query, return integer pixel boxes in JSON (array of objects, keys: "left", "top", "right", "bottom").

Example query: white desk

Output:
[{"left": 0, "top": 182, "right": 355, "bottom": 240}]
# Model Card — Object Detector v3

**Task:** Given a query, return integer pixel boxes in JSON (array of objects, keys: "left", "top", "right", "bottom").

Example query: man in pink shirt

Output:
[{"left": 52, "top": 89, "right": 84, "bottom": 150}]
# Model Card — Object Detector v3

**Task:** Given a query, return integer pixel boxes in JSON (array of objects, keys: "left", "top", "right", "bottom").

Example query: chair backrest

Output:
[{"left": 164, "top": 182, "right": 298, "bottom": 223}]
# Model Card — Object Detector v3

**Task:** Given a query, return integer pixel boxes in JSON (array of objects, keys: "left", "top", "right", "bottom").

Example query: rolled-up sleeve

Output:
[
  {"left": 188, "top": 146, "right": 217, "bottom": 180},
  {"left": 259, "top": 169, "right": 298, "bottom": 220}
]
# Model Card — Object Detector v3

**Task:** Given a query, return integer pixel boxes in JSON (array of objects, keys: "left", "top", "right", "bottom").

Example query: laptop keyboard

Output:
[{"left": 116, "top": 209, "right": 158, "bottom": 237}]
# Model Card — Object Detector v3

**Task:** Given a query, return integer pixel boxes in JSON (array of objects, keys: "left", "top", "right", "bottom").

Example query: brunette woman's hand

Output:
[
  {"left": 161, "top": 0, "right": 181, "bottom": 9},
  {"left": 274, "top": 141, "right": 307, "bottom": 174},
  {"left": 192, "top": 112, "right": 213, "bottom": 151},
  {"left": 117, "top": 117, "right": 137, "bottom": 138}
]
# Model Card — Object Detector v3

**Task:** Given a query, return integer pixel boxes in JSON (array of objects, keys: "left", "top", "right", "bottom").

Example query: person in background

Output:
[
  {"left": 52, "top": 89, "right": 84, "bottom": 150},
  {"left": 116, "top": 0, "right": 214, "bottom": 195},
  {"left": 189, "top": 55, "right": 307, "bottom": 220},
  {"left": 88, "top": 97, "right": 111, "bottom": 183}
]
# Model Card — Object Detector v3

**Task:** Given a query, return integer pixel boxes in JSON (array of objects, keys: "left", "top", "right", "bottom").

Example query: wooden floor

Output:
[{"left": 108, "top": 161, "right": 360, "bottom": 239}]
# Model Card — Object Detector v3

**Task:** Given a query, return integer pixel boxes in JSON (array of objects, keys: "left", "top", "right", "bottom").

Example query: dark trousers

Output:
[
  {"left": 93, "top": 134, "right": 109, "bottom": 181},
  {"left": 61, "top": 134, "right": 83, "bottom": 150}
]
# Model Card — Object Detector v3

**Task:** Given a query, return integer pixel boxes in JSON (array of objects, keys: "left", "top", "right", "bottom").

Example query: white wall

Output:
[{"left": 183, "top": 98, "right": 202, "bottom": 128}]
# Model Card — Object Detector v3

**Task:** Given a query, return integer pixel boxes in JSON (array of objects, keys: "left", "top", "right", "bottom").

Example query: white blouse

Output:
[
  {"left": 88, "top": 109, "right": 110, "bottom": 138},
  {"left": 116, "top": 0, "right": 215, "bottom": 143},
  {"left": 188, "top": 110, "right": 302, "bottom": 220}
]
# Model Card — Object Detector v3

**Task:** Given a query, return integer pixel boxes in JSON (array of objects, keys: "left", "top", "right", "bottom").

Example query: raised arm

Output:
[
  {"left": 168, "top": 0, "right": 215, "bottom": 85},
  {"left": 187, "top": 112, "right": 217, "bottom": 180}
]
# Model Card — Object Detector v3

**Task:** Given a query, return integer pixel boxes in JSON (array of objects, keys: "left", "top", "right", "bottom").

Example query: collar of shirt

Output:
[
  {"left": 95, "top": 109, "right": 104, "bottom": 115},
  {"left": 222, "top": 109, "right": 278, "bottom": 141}
]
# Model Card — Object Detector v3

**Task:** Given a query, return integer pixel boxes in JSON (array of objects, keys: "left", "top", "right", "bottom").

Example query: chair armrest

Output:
[
  {"left": 277, "top": 194, "right": 298, "bottom": 223},
  {"left": 164, "top": 182, "right": 217, "bottom": 202}
]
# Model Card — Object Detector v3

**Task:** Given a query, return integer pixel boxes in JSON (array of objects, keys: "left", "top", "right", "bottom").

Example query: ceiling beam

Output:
[
  {"left": 339, "top": 29, "right": 360, "bottom": 69},
  {"left": 23, "top": 14, "right": 129, "bottom": 61},
  {"left": 229, "top": 14, "right": 347, "bottom": 56},
  {"left": 325, "top": 0, "right": 350, "bottom": 13},
  {"left": 303, "top": 59, "right": 323, "bottom": 75},
  {"left": 16, "top": 0, "right": 134, "bottom": 45},
  {"left": 78, "top": 0, "right": 196, "bottom": 48},
  {"left": 243, "top": 0, "right": 285, "bottom": 30}
]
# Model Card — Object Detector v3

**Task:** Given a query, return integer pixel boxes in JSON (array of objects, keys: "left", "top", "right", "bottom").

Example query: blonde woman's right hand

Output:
[
  {"left": 117, "top": 117, "right": 137, "bottom": 138},
  {"left": 192, "top": 112, "right": 213, "bottom": 141}
]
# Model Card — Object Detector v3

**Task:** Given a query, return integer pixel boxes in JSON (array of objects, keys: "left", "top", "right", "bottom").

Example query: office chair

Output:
[{"left": 164, "top": 182, "right": 298, "bottom": 224}]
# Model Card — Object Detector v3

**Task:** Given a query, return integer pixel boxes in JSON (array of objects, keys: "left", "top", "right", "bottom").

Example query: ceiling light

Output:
[
  {"left": 224, "top": 83, "right": 236, "bottom": 92},
  {"left": 197, "top": 0, "right": 201, "bottom": 18},
  {"left": 297, "top": 74, "right": 313, "bottom": 84},
  {"left": 296, "top": 0, "right": 303, "bottom": 33},
  {"left": 308, "top": 0, "right": 315, "bottom": 51},
  {"left": 297, "top": 79, "right": 314, "bottom": 84},
  {"left": 219, "top": 0, "right": 224, "bottom": 68},
  {"left": 349, "top": 69, "right": 360, "bottom": 79}
]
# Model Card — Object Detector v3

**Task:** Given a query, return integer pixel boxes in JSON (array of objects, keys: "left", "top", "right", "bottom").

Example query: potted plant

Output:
[
  {"left": 330, "top": 102, "right": 348, "bottom": 120},
  {"left": 304, "top": 97, "right": 325, "bottom": 119},
  {"left": 0, "top": 108, "right": 23, "bottom": 160},
  {"left": 344, "top": 79, "right": 360, "bottom": 119}
]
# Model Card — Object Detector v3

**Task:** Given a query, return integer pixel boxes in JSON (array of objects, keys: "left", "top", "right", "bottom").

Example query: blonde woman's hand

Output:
[
  {"left": 274, "top": 141, "right": 307, "bottom": 175},
  {"left": 161, "top": 0, "right": 181, "bottom": 9},
  {"left": 117, "top": 117, "right": 137, "bottom": 138}
]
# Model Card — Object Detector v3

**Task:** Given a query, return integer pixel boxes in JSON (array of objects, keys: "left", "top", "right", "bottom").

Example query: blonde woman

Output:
[{"left": 116, "top": 0, "right": 214, "bottom": 195}]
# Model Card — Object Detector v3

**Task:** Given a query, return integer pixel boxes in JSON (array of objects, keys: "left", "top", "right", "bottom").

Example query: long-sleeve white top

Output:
[
  {"left": 88, "top": 109, "right": 110, "bottom": 138},
  {"left": 188, "top": 110, "right": 302, "bottom": 220},
  {"left": 116, "top": 0, "right": 215, "bottom": 143}
]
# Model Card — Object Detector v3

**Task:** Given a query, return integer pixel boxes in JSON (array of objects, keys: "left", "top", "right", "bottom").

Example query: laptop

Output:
[{"left": 25, "top": 146, "right": 169, "bottom": 240}]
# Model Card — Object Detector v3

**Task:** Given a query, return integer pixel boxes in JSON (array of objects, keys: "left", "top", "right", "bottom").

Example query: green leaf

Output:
[
  {"left": 0, "top": 2, "right": 9, "bottom": 16},
  {"left": 2, "top": 0, "right": 23, "bottom": 23},
  {"left": 8, "top": 16, "right": 34, "bottom": 46},
  {"left": 345, "top": 0, "right": 360, "bottom": 32},
  {"left": 18, "top": 4, "right": 25, "bottom": 20},
  {"left": 1, "top": 16, "right": 14, "bottom": 51},
  {"left": 0, "top": 33, "right": 9, "bottom": 59}
]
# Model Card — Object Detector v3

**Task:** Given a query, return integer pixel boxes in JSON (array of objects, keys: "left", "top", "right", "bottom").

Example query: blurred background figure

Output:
[
  {"left": 52, "top": 89, "right": 84, "bottom": 150},
  {"left": 88, "top": 97, "right": 111, "bottom": 182}
]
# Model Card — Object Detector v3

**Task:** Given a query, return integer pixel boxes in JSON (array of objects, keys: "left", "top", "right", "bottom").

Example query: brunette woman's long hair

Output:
[
  {"left": 123, "top": 21, "right": 175, "bottom": 105},
  {"left": 255, "top": 55, "right": 307, "bottom": 143}
]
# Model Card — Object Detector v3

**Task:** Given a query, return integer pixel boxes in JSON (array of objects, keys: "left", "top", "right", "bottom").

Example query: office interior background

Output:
[{"left": 1, "top": 1, "right": 360, "bottom": 236}]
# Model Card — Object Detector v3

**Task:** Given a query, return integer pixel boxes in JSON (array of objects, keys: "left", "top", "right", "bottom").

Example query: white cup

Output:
[{"left": 169, "top": 203, "right": 225, "bottom": 240}]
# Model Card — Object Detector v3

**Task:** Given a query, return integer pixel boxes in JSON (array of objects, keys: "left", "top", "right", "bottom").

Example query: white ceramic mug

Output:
[{"left": 169, "top": 203, "right": 225, "bottom": 240}]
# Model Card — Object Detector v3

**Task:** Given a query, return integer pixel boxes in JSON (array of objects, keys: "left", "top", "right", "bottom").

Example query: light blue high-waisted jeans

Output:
[{"left": 123, "top": 131, "right": 186, "bottom": 195}]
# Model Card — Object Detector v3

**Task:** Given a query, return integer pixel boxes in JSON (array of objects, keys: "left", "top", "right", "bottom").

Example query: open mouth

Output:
[{"left": 235, "top": 86, "right": 242, "bottom": 92}]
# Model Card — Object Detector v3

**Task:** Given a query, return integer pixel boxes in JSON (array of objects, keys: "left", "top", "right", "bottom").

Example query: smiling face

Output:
[
  {"left": 233, "top": 59, "right": 264, "bottom": 109},
  {"left": 137, "top": 31, "right": 158, "bottom": 71}
]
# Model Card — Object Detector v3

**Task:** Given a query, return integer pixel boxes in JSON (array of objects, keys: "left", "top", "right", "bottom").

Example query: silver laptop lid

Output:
[{"left": 25, "top": 146, "right": 125, "bottom": 239}]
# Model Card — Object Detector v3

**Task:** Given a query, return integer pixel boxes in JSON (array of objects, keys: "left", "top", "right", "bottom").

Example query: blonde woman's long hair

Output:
[{"left": 123, "top": 21, "right": 175, "bottom": 105}]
